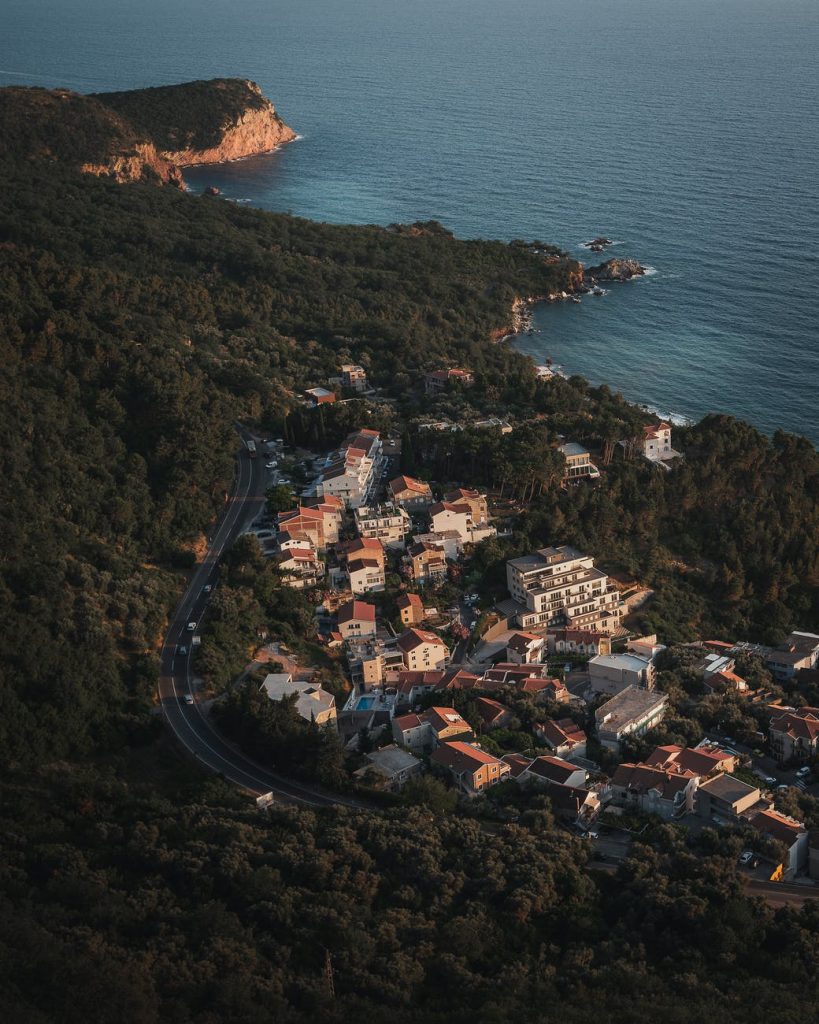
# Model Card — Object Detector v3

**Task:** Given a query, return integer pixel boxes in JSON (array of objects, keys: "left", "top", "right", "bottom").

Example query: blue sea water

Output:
[{"left": 4, "top": 0, "right": 818, "bottom": 441}]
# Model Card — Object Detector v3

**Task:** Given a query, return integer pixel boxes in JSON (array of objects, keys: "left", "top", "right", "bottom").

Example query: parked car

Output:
[
  {"left": 764, "top": 775, "right": 777, "bottom": 786},
  {"left": 187, "top": 621, "right": 196, "bottom": 631},
  {"left": 777, "top": 784, "right": 790, "bottom": 792},
  {"left": 203, "top": 584, "right": 212, "bottom": 593},
  {"left": 177, "top": 645, "right": 187, "bottom": 657},
  {"left": 796, "top": 766, "right": 812, "bottom": 778}
]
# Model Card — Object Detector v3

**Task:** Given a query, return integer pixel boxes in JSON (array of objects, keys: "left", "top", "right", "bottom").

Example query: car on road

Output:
[
  {"left": 762, "top": 775, "right": 777, "bottom": 786},
  {"left": 182, "top": 694, "right": 194, "bottom": 706},
  {"left": 796, "top": 766, "right": 812, "bottom": 778},
  {"left": 583, "top": 830, "right": 600, "bottom": 840},
  {"left": 777, "top": 784, "right": 790, "bottom": 792},
  {"left": 739, "top": 850, "right": 758, "bottom": 867},
  {"left": 266, "top": 460, "right": 277, "bottom": 469},
  {"left": 177, "top": 645, "right": 187, "bottom": 657},
  {"left": 203, "top": 584, "right": 212, "bottom": 593},
  {"left": 187, "top": 621, "right": 196, "bottom": 631}
]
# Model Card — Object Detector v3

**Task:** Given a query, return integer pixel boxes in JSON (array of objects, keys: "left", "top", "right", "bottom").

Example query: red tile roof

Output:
[
  {"left": 475, "top": 697, "right": 509, "bottom": 726},
  {"left": 525, "top": 755, "right": 582, "bottom": 785},
  {"left": 770, "top": 707, "right": 819, "bottom": 742},
  {"left": 397, "top": 628, "right": 446, "bottom": 653},
  {"left": 337, "top": 600, "right": 376, "bottom": 625},
  {"left": 389, "top": 475, "right": 431, "bottom": 496},
  {"left": 539, "top": 718, "right": 586, "bottom": 750},
  {"left": 397, "top": 593, "right": 424, "bottom": 609},
  {"left": 749, "top": 809, "right": 805, "bottom": 847},
  {"left": 430, "top": 740, "right": 507, "bottom": 775}
]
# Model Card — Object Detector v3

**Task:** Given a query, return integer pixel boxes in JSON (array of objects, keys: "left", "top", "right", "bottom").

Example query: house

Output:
[
  {"left": 769, "top": 706, "right": 819, "bottom": 764},
  {"left": 766, "top": 632, "right": 819, "bottom": 682},
  {"left": 520, "top": 755, "right": 588, "bottom": 790},
  {"left": 408, "top": 539, "right": 448, "bottom": 584},
  {"left": 305, "top": 386, "right": 336, "bottom": 406},
  {"left": 337, "top": 708, "right": 392, "bottom": 750},
  {"left": 696, "top": 773, "right": 762, "bottom": 821},
  {"left": 429, "top": 501, "right": 496, "bottom": 545},
  {"left": 391, "top": 707, "right": 459, "bottom": 752},
  {"left": 506, "top": 545, "right": 623, "bottom": 633},
  {"left": 395, "top": 669, "right": 446, "bottom": 705},
  {"left": 471, "top": 416, "right": 513, "bottom": 434},
  {"left": 397, "top": 592, "right": 425, "bottom": 626},
  {"left": 348, "top": 557, "right": 386, "bottom": 595},
  {"left": 307, "top": 429, "right": 383, "bottom": 508},
  {"left": 277, "top": 503, "right": 342, "bottom": 549},
  {"left": 442, "top": 488, "right": 489, "bottom": 524},
  {"left": 480, "top": 664, "right": 569, "bottom": 703},
  {"left": 260, "top": 674, "right": 337, "bottom": 729},
  {"left": 548, "top": 628, "right": 611, "bottom": 657},
  {"left": 412, "top": 530, "right": 463, "bottom": 561},
  {"left": 536, "top": 718, "right": 587, "bottom": 759},
  {"left": 703, "top": 667, "right": 748, "bottom": 694},
  {"left": 425, "top": 367, "right": 474, "bottom": 394},
  {"left": 347, "top": 637, "right": 405, "bottom": 687},
  {"left": 354, "top": 502, "right": 411, "bottom": 548},
  {"left": 610, "top": 763, "right": 698, "bottom": 820},
  {"left": 340, "top": 363, "right": 368, "bottom": 392},
  {"left": 337, "top": 599, "right": 377, "bottom": 641},
  {"left": 559, "top": 442, "right": 600, "bottom": 481},
  {"left": 336, "top": 537, "right": 386, "bottom": 569},
  {"left": 501, "top": 753, "right": 533, "bottom": 779},
  {"left": 749, "top": 809, "right": 809, "bottom": 880},
  {"left": 644, "top": 743, "right": 737, "bottom": 777},
  {"left": 396, "top": 628, "right": 449, "bottom": 671},
  {"left": 475, "top": 697, "right": 512, "bottom": 731},
  {"left": 355, "top": 744, "right": 422, "bottom": 790},
  {"left": 588, "top": 652, "right": 656, "bottom": 696},
  {"left": 438, "top": 667, "right": 481, "bottom": 690},
  {"left": 388, "top": 475, "right": 433, "bottom": 510},
  {"left": 430, "top": 740, "right": 510, "bottom": 795},
  {"left": 595, "top": 686, "right": 668, "bottom": 751},
  {"left": 695, "top": 651, "right": 737, "bottom": 678},
  {"left": 642, "top": 421, "right": 674, "bottom": 462},
  {"left": 506, "top": 631, "right": 546, "bottom": 665},
  {"left": 547, "top": 785, "right": 602, "bottom": 829},
  {"left": 275, "top": 548, "right": 325, "bottom": 589}
]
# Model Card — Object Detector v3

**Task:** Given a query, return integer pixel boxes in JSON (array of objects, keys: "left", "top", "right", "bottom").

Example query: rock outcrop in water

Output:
[
  {"left": 586, "top": 257, "right": 646, "bottom": 282},
  {"left": 0, "top": 79, "right": 295, "bottom": 189}
]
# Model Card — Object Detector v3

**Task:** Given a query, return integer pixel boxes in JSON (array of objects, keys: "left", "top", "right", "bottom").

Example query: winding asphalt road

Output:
[{"left": 157, "top": 425, "right": 367, "bottom": 809}]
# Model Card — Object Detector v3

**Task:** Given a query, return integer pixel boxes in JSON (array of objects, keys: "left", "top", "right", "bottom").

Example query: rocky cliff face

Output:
[
  {"left": 80, "top": 143, "right": 184, "bottom": 187},
  {"left": 159, "top": 86, "right": 295, "bottom": 167}
]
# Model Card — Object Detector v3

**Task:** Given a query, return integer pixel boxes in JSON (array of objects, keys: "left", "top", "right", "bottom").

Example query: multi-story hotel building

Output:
[{"left": 506, "top": 544, "right": 623, "bottom": 633}]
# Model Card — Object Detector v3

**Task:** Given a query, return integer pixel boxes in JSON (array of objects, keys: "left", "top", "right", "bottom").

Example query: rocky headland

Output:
[
  {"left": 586, "top": 257, "right": 647, "bottom": 282},
  {"left": 0, "top": 78, "right": 295, "bottom": 188}
]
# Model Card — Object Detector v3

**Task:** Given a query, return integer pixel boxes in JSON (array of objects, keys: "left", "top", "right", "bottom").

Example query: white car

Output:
[
  {"left": 739, "top": 850, "right": 755, "bottom": 866},
  {"left": 187, "top": 621, "right": 196, "bottom": 631},
  {"left": 796, "top": 766, "right": 812, "bottom": 778},
  {"left": 203, "top": 584, "right": 212, "bottom": 593},
  {"left": 266, "top": 460, "right": 277, "bottom": 469},
  {"left": 183, "top": 694, "right": 194, "bottom": 706}
]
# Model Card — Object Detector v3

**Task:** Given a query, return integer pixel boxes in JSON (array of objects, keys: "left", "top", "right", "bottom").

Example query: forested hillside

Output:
[{"left": 0, "top": 129, "right": 818, "bottom": 1023}]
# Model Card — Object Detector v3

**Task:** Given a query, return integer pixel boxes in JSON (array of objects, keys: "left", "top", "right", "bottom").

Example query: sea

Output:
[{"left": 4, "top": 0, "right": 818, "bottom": 442}]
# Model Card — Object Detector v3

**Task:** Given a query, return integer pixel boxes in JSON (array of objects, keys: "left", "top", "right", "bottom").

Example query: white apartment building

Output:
[
  {"left": 429, "top": 501, "right": 496, "bottom": 545},
  {"left": 307, "top": 429, "right": 383, "bottom": 508},
  {"left": 354, "top": 502, "right": 411, "bottom": 549},
  {"left": 506, "top": 544, "right": 623, "bottom": 633}
]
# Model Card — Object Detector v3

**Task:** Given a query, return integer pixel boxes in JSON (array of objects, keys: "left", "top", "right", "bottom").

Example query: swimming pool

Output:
[{"left": 356, "top": 696, "right": 376, "bottom": 710}]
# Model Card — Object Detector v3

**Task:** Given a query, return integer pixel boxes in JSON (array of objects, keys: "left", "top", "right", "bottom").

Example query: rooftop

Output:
[
  {"left": 365, "top": 744, "right": 421, "bottom": 776},
  {"left": 698, "top": 772, "right": 759, "bottom": 804},
  {"left": 595, "top": 686, "right": 668, "bottom": 732}
]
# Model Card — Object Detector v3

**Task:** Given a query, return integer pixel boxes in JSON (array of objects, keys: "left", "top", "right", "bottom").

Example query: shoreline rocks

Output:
[{"left": 586, "top": 257, "right": 646, "bottom": 282}]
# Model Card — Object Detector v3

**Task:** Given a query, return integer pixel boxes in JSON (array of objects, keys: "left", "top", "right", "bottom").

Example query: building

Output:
[
  {"left": 595, "top": 686, "right": 668, "bottom": 751},
  {"left": 340, "top": 363, "right": 368, "bottom": 391},
  {"left": 346, "top": 637, "right": 405, "bottom": 687},
  {"left": 442, "top": 488, "right": 489, "bottom": 524},
  {"left": 348, "top": 557, "right": 386, "bottom": 595},
  {"left": 644, "top": 743, "right": 737, "bottom": 777},
  {"left": 260, "top": 674, "right": 337, "bottom": 729},
  {"left": 588, "top": 652, "right": 656, "bottom": 696},
  {"left": 548, "top": 628, "right": 611, "bottom": 657},
  {"left": 430, "top": 740, "right": 510, "bottom": 795},
  {"left": 396, "top": 628, "right": 449, "bottom": 672},
  {"left": 703, "top": 668, "right": 748, "bottom": 694},
  {"left": 480, "top": 663, "right": 569, "bottom": 703},
  {"left": 397, "top": 592, "right": 425, "bottom": 626},
  {"left": 642, "top": 421, "right": 673, "bottom": 459},
  {"left": 475, "top": 697, "right": 512, "bottom": 730},
  {"left": 408, "top": 540, "right": 448, "bottom": 584},
  {"left": 277, "top": 503, "right": 342, "bottom": 549},
  {"left": 506, "top": 632, "right": 546, "bottom": 665},
  {"left": 392, "top": 705, "right": 472, "bottom": 751},
  {"left": 506, "top": 545, "right": 624, "bottom": 633},
  {"left": 395, "top": 669, "right": 446, "bottom": 705},
  {"left": 766, "top": 632, "right": 819, "bottom": 682},
  {"left": 749, "top": 809, "right": 809, "bottom": 880},
  {"left": 425, "top": 367, "right": 474, "bottom": 394},
  {"left": 307, "top": 428, "right": 383, "bottom": 508},
  {"left": 610, "top": 763, "right": 699, "bottom": 820},
  {"left": 388, "top": 475, "right": 434, "bottom": 510},
  {"left": 519, "top": 755, "right": 588, "bottom": 790},
  {"left": 354, "top": 502, "right": 411, "bottom": 548},
  {"left": 696, "top": 773, "right": 761, "bottom": 821},
  {"left": 412, "top": 530, "right": 463, "bottom": 561},
  {"left": 559, "top": 442, "right": 600, "bottom": 481},
  {"left": 337, "top": 599, "right": 377, "bottom": 641},
  {"left": 536, "top": 718, "right": 587, "bottom": 759},
  {"left": 336, "top": 537, "right": 386, "bottom": 569},
  {"left": 355, "top": 744, "right": 422, "bottom": 790},
  {"left": 275, "top": 548, "right": 324, "bottom": 589},
  {"left": 769, "top": 706, "right": 819, "bottom": 764},
  {"left": 429, "top": 500, "right": 496, "bottom": 545},
  {"left": 305, "top": 386, "right": 336, "bottom": 406}
]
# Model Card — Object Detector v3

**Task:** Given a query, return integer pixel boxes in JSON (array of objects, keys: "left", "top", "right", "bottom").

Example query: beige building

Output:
[
  {"left": 696, "top": 773, "right": 761, "bottom": 821},
  {"left": 392, "top": 706, "right": 472, "bottom": 751},
  {"left": 643, "top": 422, "right": 673, "bottom": 461},
  {"left": 397, "top": 628, "right": 449, "bottom": 672},
  {"left": 337, "top": 599, "right": 377, "bottom": 640},
  {"left": 769, "top": 706, "right": 819, "bottom": 764},
  {"left": 506, "top": 632, "right": 546, "bottom": 664},
  {"left": 347, "top": 637, "right": 405, "bottom": 687},
  {"left": 588, "top": 652, "right": 656, "bottom": 696},
  {"left": 506, "top": 545, "right": 623, "bottom": 633},
  {"left": 443, "top": 488, "right": 489, "bottom": 524},
  {"left": 559, "top": 442, "right": 600, "bottom": 481},
  {"left": 340, "top": 363, "right": 368, "bottom": 391},
  {"left": 354, "top": 502, "right": 411, "bottom": 549},
  {"left": 277, "top": 502, "right": 342, "bottom": 549},
  {"left": 397, "top": 592, "right": 425, "bottom": 626},
  {"left": 408, "top": 540, "right": 448, "bottom": 584},
  {"left": 336, "top": 537, "right": 386, "bottom": 569},
  {"left": 595, "top": 686, "right": 668, "bottom": 751},
  {"left": 611, "top": 763, "right": 699, "bottom": 820},
  {"left": 260, "top": 673, "right": 337, "bottom": 729},
  {"left": 425, "top": 368, "right": 474, "bottom": 394},
  {"left": 275, "top": 548, "right": 325, "bottom": 589},
  {"left": 430, "top": 740, "right": 510, "bottom": 795},
  {"left": 308, "top": 428, "right": 383, "bottom": 509},
  {"left": 388, "top": 475, "right": 434, "bottom": 509},
  {"left": 429, "top": 500, "right": 496, "bottom": 545}
]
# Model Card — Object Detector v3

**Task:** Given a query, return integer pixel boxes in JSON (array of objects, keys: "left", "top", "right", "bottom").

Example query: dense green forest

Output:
[{"left": 1, "top": 101, "right": 818, "bottom": 1023}]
